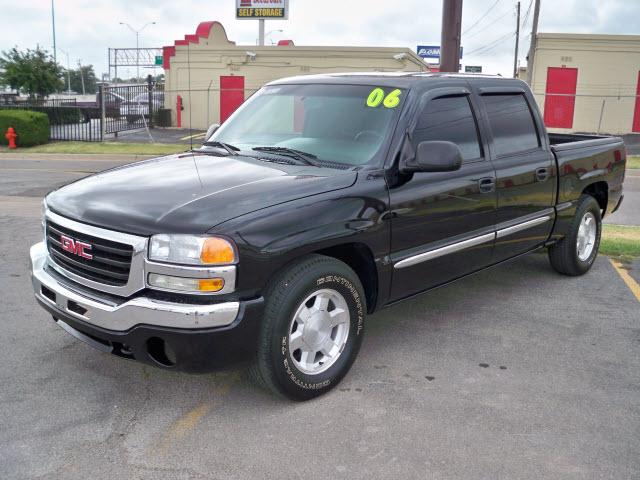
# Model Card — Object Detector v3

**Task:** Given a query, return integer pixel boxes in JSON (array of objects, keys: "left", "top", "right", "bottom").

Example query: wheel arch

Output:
[
  {"left": 313, "top": 242, "right": 379, "bottom": 314},
  {"left": 582, "top": 181, "right": 608, "bottom": 216}
]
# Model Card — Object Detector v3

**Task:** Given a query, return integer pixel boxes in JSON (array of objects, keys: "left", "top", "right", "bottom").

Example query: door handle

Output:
[
  {"left": 478, "top": 177, "right": 495, "bottom": 193},
  {"left": 536, "top": 167, "right": 549, "bottom": 182}
]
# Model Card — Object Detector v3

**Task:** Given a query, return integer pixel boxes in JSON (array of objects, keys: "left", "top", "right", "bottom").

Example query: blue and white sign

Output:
[{"left": 417, "top": 45, "right": 463, "bottom": 60}]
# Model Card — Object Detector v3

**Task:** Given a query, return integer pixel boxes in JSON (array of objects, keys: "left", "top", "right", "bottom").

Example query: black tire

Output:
[
  {"left": 548, "top": 194, "right": 602, "bottom": 276},
  {"left": 250, "top": 255, "right": 366, "bottom": 400}
]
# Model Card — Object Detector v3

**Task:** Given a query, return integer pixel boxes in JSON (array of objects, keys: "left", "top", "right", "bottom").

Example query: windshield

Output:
[{"left": 209, "top": 84, "right": 406, "bottom": 166}]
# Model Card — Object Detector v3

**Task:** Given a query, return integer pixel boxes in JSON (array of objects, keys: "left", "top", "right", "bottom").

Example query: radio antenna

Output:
[{"left": 187, "top": 41, "right": 194, "bottom": 151}]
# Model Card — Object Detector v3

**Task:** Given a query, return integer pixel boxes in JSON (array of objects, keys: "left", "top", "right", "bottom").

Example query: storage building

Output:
[
  {"left": 527, "top": 33, "right": 640, "bottom": 135},
  {"left": 162, "top": 21, "right": 429, "bottom": 129}
]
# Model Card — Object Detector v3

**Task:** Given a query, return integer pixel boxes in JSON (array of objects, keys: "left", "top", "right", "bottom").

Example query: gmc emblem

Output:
[{"left": 60, "top": 234, "right": 93, "bottom": 260}]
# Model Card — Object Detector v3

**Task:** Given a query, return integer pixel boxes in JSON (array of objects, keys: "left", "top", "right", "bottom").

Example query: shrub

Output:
[{"left": 0, "top": 109, "right": 49, "bottom": 146}]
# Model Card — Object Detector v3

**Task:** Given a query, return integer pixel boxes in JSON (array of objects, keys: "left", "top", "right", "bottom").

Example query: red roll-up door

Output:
[
  {"left": 220, "top": 76, "right": 245, "bottom": 123},
  {"left": 632, "top": 71, "right": 640, "bottom": 133},
  {"left": 543, "top": 67, "right": 578, "bottom": 129}
]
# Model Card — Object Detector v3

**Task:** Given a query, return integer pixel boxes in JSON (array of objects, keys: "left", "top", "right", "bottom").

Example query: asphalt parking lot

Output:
[{"left": 1, "top": 156, "right": 639, "bottom": 479}]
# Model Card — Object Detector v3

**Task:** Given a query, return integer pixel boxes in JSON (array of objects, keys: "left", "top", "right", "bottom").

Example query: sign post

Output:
[{"left": 236, "top": 0, "right": 289, "bottom": 45}]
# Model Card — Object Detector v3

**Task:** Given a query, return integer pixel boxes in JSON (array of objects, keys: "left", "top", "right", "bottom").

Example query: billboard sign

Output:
[
  {"left": 417, "top": 45, "right": 463, "bottom": 60},
  {"left": 236, "top": 0, "right": 289, "bottom": 19}
]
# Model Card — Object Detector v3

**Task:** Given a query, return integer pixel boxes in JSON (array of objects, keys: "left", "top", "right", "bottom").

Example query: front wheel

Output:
[
  {"left": 250, "top": 255, "right": 366, "bottom": 400},
  {"left": 548, "top": 194, "right": 602, "bottom": 276}
]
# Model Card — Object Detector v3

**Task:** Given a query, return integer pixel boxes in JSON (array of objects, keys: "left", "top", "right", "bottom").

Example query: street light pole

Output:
[
  {"left": 58, "top": 48, "right": 71, "bottom": 95},
  {"left": 77, "top": 59, "right": 86, "bottom": 95},
  {"left": 119, "top": 21, "right": 156, "bottom": 82},
  {"left": 51, "top": 0, "right": 57, "bottom": 64},
  {"left": 265, "top": 29, "right": 284, "bottom": 45}
]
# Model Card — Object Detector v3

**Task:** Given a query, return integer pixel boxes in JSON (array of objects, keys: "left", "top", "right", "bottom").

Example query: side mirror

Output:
[
  {"left": 204, "top": 123, "right": 220, "bottom": 142},
  {"left": 401, "top": 140, "right": 463, "bottom": 173}
]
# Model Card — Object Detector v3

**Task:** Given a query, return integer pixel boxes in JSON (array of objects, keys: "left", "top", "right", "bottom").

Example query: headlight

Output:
[{"left": 149, "top": 234, "right": 237, "bottom": 265}]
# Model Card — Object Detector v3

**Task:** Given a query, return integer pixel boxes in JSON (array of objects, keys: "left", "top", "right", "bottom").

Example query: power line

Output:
[
  {"left": 466, "top": 31, "right": 516, "bottom": 56},
  {"left": 464, "top": 9, "right": 513, "bottom": 40},
  {"left": 464, "top": 0, "right": 502, "bottom": 34}
]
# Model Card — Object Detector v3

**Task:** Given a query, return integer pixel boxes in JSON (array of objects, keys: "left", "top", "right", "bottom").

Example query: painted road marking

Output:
[
  {"left": 610, "top": 258, "right": 640, "bottom": 302},
  {"left": 153, "top": 374, "right": 237, "bottom": 454},
  {"left": 180, "top": 132, "right": 206, "bottom": 140}
]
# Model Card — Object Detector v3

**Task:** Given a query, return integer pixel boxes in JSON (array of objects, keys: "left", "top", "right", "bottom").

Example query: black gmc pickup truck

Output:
[{"left": 30, "top": 73, "right": 627, "bottom": 400}]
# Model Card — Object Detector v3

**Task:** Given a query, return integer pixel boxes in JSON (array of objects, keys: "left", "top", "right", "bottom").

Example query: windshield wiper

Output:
[
  {"left": 252, "top": 146, "right": 319, "bottom": 166},
  {"left": 202, "top": 141, "right": 240, "bottom": 155}
]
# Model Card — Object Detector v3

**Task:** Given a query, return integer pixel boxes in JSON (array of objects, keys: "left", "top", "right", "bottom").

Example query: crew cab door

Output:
[
  {"left": 388, "top": 88, "right": 497, "bottom": 302},
  {"left": 474, "top": 87, "right": 556, "bottom": 260}
]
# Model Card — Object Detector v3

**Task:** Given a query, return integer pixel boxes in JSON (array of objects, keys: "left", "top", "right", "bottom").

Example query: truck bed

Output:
[
  {"left": 549, "top": 132, "right": 626, "bottom": 216},
  {"left": 549, "top": 132, "right": 619, "bottom": 148}
]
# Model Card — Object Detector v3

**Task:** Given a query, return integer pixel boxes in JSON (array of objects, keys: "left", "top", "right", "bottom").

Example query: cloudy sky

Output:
[{"left": 1, "top": 0, "right": 637, "bottom": 80}]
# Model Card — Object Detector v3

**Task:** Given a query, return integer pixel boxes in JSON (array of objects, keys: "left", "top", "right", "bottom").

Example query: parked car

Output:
[
  {"left": 30, "top": 73, "right": 626, "bottom": 400},
  {"left": 119, "top": 91, "right": 164, "bottom": 123},
  {"left": 76, "top": 91, "right": 127, "bottom": 122}
]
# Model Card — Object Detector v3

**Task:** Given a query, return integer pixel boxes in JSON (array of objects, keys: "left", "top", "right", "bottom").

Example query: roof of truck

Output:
[{"left": 267, "top": 72, "right": 519, "bottom": 89}]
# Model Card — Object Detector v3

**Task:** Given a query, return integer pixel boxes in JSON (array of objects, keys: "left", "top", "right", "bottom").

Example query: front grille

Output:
[{"left": 46, "top": 221, "right": 133, "bottom": 286}]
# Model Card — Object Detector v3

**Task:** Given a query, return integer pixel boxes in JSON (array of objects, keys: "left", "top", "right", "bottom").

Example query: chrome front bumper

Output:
[{"left": 30, "top": 242, "right": 240, "bottom": 331}]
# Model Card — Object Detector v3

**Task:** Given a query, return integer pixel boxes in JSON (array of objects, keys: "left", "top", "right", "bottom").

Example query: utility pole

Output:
[
  {"left": 440, "top": 0, "right": 463, "bottom": 72},
  {"left": 513, "top": 1, "right": 520, "bottom": 78},
  {"left": 51, "top": 0, "right": 57, "bottom": 64},
  {"left": 526, "top": 0, "right": 541, "bottom": 86}
]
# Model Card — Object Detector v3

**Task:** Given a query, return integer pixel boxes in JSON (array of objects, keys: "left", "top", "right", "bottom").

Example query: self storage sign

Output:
[{"left": 236, "top": 0, "right": 289, "bottom": 19}]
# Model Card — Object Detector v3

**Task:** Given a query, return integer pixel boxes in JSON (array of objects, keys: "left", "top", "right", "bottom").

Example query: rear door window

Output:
[
  {"left": 482, "top": 94, "right": 540, "bottom": 157},
  {"left": 413, "top": 95, "right": 482, "bottom": 161}
]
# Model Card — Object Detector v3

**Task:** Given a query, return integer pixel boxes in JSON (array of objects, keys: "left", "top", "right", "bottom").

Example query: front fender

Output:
[{"left": 210, "top": 174, "right": 391, "bottom": 301}]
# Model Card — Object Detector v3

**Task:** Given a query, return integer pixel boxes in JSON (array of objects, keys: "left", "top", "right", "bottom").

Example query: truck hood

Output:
[{"left": 46, "top": 152, "right": 357, "bottom": 235}]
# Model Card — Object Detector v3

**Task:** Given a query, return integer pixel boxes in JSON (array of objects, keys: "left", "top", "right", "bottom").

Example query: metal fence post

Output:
[
  {"left": 99, "top": 84, "right": 106, "bottom": 141},
  {"left": 147, "top": 75, "right": 154, "bottom": 129}
]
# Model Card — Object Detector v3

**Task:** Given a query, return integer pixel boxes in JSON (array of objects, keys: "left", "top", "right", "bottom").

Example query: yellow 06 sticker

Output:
[{"left": 366, "top": 88, "right": 402, "bottom": 109}]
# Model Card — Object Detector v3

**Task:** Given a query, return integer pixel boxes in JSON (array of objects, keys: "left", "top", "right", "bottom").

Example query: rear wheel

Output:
[
  {"left": 548, "top": 194, "right": 602, "bottom": 276},
  {"left": 250, "top": 255, "right": 366, "bottom": 400}
]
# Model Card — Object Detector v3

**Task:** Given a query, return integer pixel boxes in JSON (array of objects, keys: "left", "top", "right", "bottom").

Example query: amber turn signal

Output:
[
  {"left": 198, "top": 278, "right": 225, "bottom": 292},
  {"left": 200, "top": 237, "right": 236, "bottom": 264}
]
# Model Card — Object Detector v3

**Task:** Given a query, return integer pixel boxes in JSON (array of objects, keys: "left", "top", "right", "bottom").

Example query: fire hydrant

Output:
[{"left": 5, "top": 127, "right": 17, "bottom": 149}]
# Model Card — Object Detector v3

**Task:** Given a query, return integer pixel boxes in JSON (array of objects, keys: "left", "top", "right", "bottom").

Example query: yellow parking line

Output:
[
  {"left": 164, "top": 402, "right": 212, "bottom": 441},
  {"left": 180, "top": 132, "right": 206, "bottom": 140},
  {"left": 610, "top": 258, "right": 640, "bottom": 302},
  {"left": 153, "top": 375, "right": 237, "bottom": 454}
]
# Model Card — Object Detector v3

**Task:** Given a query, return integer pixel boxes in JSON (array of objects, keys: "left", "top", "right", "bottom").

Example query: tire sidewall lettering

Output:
[{"left": 277, "top": 274, "right": 364, "bottom": 391}]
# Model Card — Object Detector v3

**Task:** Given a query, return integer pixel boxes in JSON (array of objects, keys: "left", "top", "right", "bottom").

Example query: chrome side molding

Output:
[
  {"left": 395, "top": 232, "right": 495, "bottom": 269},
  {"left": 394, "top": 213, "right": 553, "bottom": 269},
  {"left": 496, "top": 215, "right": 551, "bottom": 239}
]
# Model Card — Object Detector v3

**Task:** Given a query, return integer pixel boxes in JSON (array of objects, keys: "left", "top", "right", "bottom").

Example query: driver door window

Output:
[{"left": 413, "top": 95, "right": 482, "bottom": 162}]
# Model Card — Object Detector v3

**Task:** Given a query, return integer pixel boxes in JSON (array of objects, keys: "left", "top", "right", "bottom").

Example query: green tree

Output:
[
  {"left": 66, "top": 65, "right": 97, "bottom": 94},
  {"left": 0, "top": 47, "right": 62, "bottom": 99}
]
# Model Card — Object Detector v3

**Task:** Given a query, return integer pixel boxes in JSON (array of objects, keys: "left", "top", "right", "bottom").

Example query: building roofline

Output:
[{"left": 538, "top": 32, "right": 640, "bottom": 41}]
